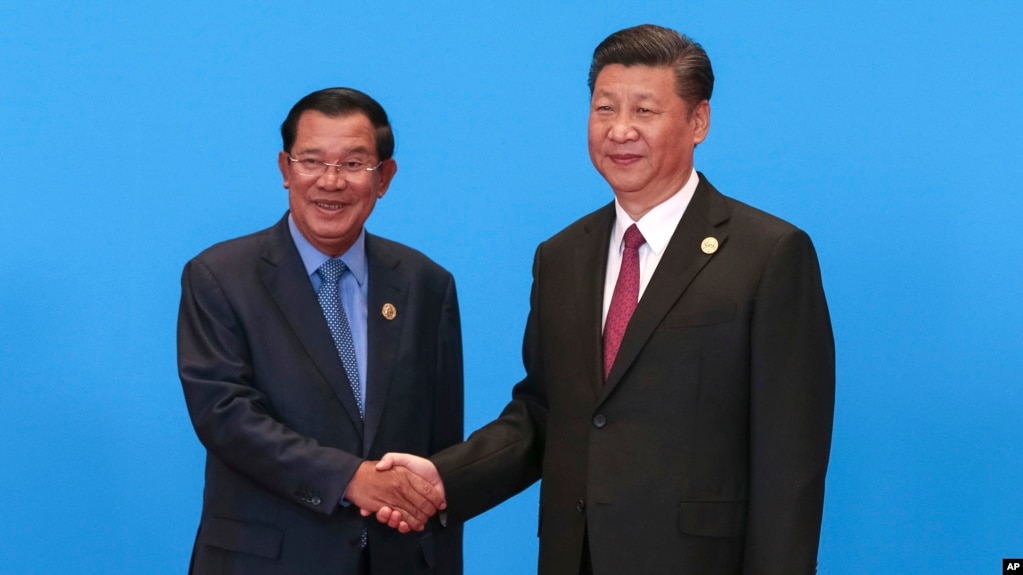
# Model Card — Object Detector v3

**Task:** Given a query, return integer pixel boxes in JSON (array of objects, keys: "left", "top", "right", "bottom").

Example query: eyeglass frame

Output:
[{"left": 286, "top": 154, "right": 384, "bottom": 177}]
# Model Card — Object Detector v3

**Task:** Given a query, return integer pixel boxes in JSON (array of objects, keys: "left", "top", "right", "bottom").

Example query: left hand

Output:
[
  {"left": 359, "top": 453, "right": 446, "bottom": 533},
  {"left": 346, "top": 460, "right": 445, "bottom": 532}
]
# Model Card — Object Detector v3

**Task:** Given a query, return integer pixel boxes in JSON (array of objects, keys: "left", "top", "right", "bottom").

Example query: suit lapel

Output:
[
  {"left": 259, "top": 216, "right": 365, "bottom": 434},
  {"left": 602, "top": 177, "right": 732, "bottom": 398},
  {"left": 363, "top": 234, "right": 408, "bottom": 457},
  {"left": 576, "top": 204, "right": 616, "bottom": 399}
]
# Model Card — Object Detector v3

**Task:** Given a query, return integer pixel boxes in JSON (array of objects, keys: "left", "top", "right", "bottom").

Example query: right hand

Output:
[
  {"left": 360, "top": 453, "right": 446, "bottom": 532},
  {"left": 345, "top": 459, "right": 445, "bottom": 532}
]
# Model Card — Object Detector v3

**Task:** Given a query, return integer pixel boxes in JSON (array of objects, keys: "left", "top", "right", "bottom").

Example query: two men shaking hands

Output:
[{"left": 181, "top": 23, "right": 833, "bottom": 575}]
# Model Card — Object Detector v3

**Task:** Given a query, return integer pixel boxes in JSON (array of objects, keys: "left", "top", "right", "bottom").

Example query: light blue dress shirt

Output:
[{"left": 288, "top": 215, "right": 368, "bottom": 407}]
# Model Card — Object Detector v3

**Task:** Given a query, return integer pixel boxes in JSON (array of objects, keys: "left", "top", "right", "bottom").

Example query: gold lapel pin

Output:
[
  {"left": 701, "top": 237, "right": 719, "bottom": 254},
  {"left": 382, "top": 303, "right": 397, "bottom": 321}
]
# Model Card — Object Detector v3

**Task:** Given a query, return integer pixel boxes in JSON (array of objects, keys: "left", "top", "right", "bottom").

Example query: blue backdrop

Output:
[{"left": 2, "top": 2, "right": 1021, "bottom": 573}]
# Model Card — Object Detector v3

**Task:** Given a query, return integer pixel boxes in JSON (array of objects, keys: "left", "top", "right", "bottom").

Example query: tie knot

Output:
[
  {"left": 623, "top": 224, "right": 646, "bottom": 250},
  {"left": 318, "top": 259, "right": 348, "bottom": 283}
]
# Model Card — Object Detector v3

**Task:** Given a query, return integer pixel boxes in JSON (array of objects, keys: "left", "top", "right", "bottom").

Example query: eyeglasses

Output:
[{"left": 287, "top": 155, "right": 383, "bottom": 178}]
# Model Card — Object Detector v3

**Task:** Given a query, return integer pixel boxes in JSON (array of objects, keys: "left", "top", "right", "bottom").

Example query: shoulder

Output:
[
  {"left": 366, "top": 233, "right": 454, "bottom": 283},
  {"left": 699, "top": 175, "right": 809, "bottom": 245},
  {"left": 538, "top": 202, "right": 615, "bottom": 253},
  {"left": 702, "top": 181, "right": 821, "bottom": 273},
  {"left": 181, "top": 217, "right": 286, "bottom": 283},
  {"left": 726, "top": 195, "right": 803, "bottom": 238},
  {"left": 190, "top": 228, "right": 270, "bottom": 266}
]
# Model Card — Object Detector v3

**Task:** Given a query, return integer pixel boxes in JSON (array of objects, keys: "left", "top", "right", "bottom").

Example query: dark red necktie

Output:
[{"left": 603, "top": 224, "right": 646, "bottom": 379}]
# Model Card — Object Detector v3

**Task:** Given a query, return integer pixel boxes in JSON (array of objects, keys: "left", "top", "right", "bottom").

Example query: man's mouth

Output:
[
  {"left": 314, "top": 201, "right": 345, "bottom": 210},
  {"left": 609, "top": 154, "right": 642, "bottom": 165}
]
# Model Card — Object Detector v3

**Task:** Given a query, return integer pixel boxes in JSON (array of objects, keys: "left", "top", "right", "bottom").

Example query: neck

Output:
[{"left": 614, "top": 168, "right": 694, "bottom": 221}]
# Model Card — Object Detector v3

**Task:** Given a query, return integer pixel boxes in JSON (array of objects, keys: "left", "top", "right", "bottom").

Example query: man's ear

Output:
[
  {"left": 692, "top": 100, "right": 711, "bottom": 145},
  {"left": 375, "top": 158, "right": 398, "bottom": 198},
  {"left": 278, "top": 150, "right": 291, "bottom": 189}
]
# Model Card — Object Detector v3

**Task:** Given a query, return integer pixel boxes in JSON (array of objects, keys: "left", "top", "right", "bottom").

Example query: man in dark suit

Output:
[
  {"left": 376, "top": 25, "right": 835, "bottom": 574},
  {"left": 177, "top": 87, "right": 463, "bottom": 575}
]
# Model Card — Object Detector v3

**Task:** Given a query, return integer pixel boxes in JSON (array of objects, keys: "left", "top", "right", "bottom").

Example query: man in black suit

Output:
[
  {"left": 376, "top": 25, "right": 835, "bottom": 574},
  {"left": 178, "top": 87, "right": 462, "bottom": 574}
]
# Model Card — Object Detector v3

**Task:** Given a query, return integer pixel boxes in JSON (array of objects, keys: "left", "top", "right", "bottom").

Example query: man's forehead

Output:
[
  {"left": 292, "top": 111, "right": 376, "bottom": 149},
  {"left": 592, "top": 65, "right": 677, "bottom": 97}
]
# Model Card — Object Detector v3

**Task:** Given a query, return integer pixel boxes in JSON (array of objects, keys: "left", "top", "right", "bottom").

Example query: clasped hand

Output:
[{"left": 347, "top": 453, "right": 445, "bottom": 533}]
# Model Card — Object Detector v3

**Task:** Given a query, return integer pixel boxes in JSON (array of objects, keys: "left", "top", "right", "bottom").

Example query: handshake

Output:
[{"left": 346, "top": 453, "right": 446, "bottom": 533}]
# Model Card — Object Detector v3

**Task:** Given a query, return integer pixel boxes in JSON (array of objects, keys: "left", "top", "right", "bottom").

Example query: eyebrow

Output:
[
  {"left": 593, "top": 89, "right": 660, "bottom": 102},
  {"left": 293, "top": 145, "right": 374, "bottom": 157}
]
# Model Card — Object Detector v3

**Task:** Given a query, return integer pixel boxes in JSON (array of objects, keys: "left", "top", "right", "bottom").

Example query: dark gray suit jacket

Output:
[
  {"left": 178, "top": 214, "right": 463, "bottom": 574},
  {"left": 434, "top": 175, "right": 834, "bottom": 575}
]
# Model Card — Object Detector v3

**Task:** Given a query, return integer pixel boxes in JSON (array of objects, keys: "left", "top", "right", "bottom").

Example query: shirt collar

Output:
[
  {"left": 288, "top": 214, "right": 367, "bottom": 286},
  {"left": 612, "top": 168, "right": 699, "bottom": 255}
]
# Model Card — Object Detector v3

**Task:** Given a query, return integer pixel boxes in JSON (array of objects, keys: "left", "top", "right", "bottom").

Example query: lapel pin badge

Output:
[
  {"left": 381, "top": 303, "right": 397, "bottom": 321},
  {"left": 701, "top": 237, "right": 719, "bottom": 254}
]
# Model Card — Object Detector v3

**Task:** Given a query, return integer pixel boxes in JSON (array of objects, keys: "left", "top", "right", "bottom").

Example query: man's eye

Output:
[
  {"left": 342, "top": 161, "right": 366, "bottom": 171},
  {"left": 637, "top": 107, "right": 652, "bottom": 114},
  {"left": 300, "top": 159, "right": 321, "bottom": 169}
]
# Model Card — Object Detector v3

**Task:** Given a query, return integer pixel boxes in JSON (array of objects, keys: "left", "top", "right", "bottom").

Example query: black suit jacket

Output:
[
  {"left": 178, "top": 214, "right": 463, "bottom": 575},
  {"left": 434, "top": 175, "right": 834, "bottom": 575}
]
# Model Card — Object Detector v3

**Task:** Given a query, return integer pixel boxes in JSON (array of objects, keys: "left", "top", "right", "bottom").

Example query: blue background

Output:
[{"left": 2, "top": 2, "right": 1021, "bottom": 573}]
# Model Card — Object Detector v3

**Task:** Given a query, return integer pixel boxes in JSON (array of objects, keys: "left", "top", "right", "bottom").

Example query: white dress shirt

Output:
[{"left": 601, "top": 168, "right": 700, "bottom": 329}]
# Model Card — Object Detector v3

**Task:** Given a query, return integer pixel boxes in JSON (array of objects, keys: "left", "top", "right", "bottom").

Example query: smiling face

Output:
[
  {"left": 588, "top": 64, "right": 710, "bottom": 219},
  {"left": 278, "top": 110, "right": 397, "bottom": 257}
]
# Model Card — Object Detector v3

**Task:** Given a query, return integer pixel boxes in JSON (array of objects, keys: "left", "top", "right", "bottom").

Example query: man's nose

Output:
[
  {"left": 607, "top": 116, "right": 638, "bottom": 142},
  {"left": 317, "top": 167, "right": 347, "bottom": 189}
]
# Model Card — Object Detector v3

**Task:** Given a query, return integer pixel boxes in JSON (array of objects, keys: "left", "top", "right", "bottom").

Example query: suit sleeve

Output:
[
  {"left": 432, "top": 245, "right": 547, "bottom": 521},
  {"left": 432, "top": 274, "right": 465, "bottom": 455},
  {"left": 744, "top": 229, "right": 835, "bottom": 574},
  {"left": 177, "top": 258, "right": 361, "bottom": 514},
  {"left": 429, "top": 273, "right": 466, "bottom": 572}
]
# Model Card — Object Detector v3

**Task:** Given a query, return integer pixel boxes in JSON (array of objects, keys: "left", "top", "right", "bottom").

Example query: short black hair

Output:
[
  {"left": 280, "top": 87, "right": 394, "bottom": 159},
  {"left": 588, "top": 24, "right": 714, "bottom": 110}
]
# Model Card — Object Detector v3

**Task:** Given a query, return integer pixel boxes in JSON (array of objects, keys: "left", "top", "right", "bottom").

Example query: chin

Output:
[
  {"left": 601, "top": 169, "right": 643, "bottom": 187},
  {"left": 606, "top": 178, "right": 647, "bottom": 195}
]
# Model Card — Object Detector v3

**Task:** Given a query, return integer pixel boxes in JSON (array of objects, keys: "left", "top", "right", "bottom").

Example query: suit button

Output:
[
  {"left": 576, "top": 499, "right": 586, "bottom": 513},
  {"left": 310, "top": 496, "right": 322, "bottom": 506},
  {"left": 593, "top": 414, "right": 606, "bottom": 428}
]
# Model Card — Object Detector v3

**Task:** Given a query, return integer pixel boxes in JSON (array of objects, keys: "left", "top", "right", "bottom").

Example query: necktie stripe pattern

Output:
[
  {"left": 316, "top": 259, "right": 364, "bottom": 418},
  {"left": 603, "top": 224, "right": 646, "bottom": 379}
]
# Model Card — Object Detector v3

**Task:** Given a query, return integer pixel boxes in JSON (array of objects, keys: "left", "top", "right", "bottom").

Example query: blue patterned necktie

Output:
[
  {"left": 317, "top": 259, "right": 369, "bottom": 550},
  {"left": 316, "top": 259, "right": 364, "bottom": 418}
]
